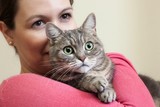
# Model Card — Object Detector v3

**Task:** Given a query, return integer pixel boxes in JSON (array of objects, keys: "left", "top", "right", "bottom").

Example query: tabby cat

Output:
[
  {"left": 45, "top": 13, "right": 116, "bottom": 103},
  {"left": 139, "top": 74, "right": 160, "bottom": 107}
]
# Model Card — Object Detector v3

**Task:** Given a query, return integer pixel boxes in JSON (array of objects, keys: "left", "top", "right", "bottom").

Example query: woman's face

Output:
[{"left": 11, "top": 0, "right": 77, "bottom": 75}]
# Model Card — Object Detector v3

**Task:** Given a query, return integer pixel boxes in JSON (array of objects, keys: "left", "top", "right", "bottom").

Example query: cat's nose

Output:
[{"left": 79, "top": 56, "right": 86, "bottom": 62}]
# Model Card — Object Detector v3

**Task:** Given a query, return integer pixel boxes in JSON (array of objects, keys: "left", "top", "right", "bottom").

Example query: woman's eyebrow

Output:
[
  {"left": 59, "top": 7, "right": 73, "bottom": 14},
  {"left": 26, "top": 15, "right": 46, "bottom": 23},
  {"left": 26, "top": 7, "right": 73, "bottom": 22}
]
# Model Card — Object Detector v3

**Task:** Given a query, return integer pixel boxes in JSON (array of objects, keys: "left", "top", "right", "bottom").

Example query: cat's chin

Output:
[{"left": 76, "top": 66, "right": 91, "bottom": 74}]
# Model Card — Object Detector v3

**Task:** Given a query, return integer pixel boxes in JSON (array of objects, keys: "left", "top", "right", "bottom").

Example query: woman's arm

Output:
[
  {"left": 108, "top": 53, "right": 155, "bottom": 107},
  {"left": 0, "top": 53, "right": 155, "bottom": 107}
]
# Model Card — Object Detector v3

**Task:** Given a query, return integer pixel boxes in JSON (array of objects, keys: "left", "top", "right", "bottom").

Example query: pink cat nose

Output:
[{"left": 79, "top": 56, "right": 86, "bottom": 62}]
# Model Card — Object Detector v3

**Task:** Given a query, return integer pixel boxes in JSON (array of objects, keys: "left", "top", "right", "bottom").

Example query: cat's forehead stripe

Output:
[
  {"left": 64, "top": 31, "right": 76, "bottom": 45},
  {"left": 66, "top": 30, "right": 83, "bottom": 46}
]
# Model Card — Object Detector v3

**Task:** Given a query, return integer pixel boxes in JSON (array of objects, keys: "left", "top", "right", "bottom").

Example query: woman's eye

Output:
[
  {"left": 63, "top": 46, "right": 74, "bottom": 55},
  {"left": 85, "top": 41, "right": 94, "bottom": 51},
  {"left": 60, "top": 13, "right": 72, "bottom": 22},
  {"left": 32, "top": 20, "right": 46, "bottom": 29}
]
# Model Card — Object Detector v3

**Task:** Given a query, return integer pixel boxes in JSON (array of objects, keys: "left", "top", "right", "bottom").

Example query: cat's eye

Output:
[
  {"left": 85, "top": 41, "right": 94, "bottom": 51},
  {"left": 63, "top": 46, "right": 74, "bottom": 55}
]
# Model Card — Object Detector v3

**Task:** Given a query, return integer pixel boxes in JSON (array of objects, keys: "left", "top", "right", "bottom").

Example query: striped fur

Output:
[{"left": 45, "top": 13, "right": 116, "bottom": 103}]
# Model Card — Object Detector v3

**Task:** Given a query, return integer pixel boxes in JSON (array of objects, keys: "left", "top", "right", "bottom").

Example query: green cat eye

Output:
[
  {"left": 85, "top": 41, "right": 94, "bottom": 51},
  {"left": 63, "top": 46, "right": 74, "bottom": 55}
]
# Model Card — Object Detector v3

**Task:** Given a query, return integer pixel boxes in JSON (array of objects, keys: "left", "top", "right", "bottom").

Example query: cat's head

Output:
[{"left": 46, "top": 13, "right": 105, "bottom": 74}]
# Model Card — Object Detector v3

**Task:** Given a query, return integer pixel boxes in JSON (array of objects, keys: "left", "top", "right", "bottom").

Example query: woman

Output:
[{"left": 0, "top": 0, "right": 155, "bottom": 107}]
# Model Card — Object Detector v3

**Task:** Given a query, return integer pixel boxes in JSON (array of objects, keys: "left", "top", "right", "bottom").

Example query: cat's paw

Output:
[
  {"left": 98, "top": 88, "right": 116, "bottom": 103},
  {"left": 89, "top": 77, "right": 108, "bottom": 93}
]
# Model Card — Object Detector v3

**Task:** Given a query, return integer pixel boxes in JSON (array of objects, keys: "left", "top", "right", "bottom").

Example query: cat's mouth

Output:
[
  {"left": 81, "top": 63, "right": 89, "bottom": 67},
  {"left": 76, "top": 64, "right": 91, "bottom": 73}
]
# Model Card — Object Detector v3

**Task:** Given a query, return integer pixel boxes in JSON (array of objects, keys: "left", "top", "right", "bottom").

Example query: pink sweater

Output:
[{"left": 0, "top": 53, "right": 155, "bottom": 107}]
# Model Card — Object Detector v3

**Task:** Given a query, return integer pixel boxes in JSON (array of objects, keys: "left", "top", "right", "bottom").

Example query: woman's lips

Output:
[{"left": 44, "top": 51, "right": 49, "bottom": 54}]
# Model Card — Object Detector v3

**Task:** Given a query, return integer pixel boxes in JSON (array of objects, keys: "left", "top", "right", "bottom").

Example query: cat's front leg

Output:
[
  {"left": 98, "top": 84, "right": 116, "bottom": 103},
  {"left": 79, "top": 75, "right": 116, "bottom": 103},
  {"left": 79, "top": 76, "right": 109, "bottom": 93}
]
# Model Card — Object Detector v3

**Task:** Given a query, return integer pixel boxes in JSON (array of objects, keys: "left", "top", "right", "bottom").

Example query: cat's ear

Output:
[
  {"left": 82, "top": 13, "right": 96, "bottom": 30},
  {"left": 46, "top": 22, "right": 62, "bottom": 41}
]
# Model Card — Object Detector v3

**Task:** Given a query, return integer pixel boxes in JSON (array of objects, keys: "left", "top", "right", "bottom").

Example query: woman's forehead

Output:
[
  {"left": 16, "top": 0, "right": 71, "bottom": 18},
  {"left": 18, "top": 0, "right": 71, "bottom": 9}
]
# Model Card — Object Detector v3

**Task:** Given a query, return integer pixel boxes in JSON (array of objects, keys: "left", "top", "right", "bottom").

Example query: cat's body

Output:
[
  {"left": 139, "top": 74, "right": 160, "bottom": 107},
  {"left": 45, "top": 13, "right": 116, "bottom": 103}
]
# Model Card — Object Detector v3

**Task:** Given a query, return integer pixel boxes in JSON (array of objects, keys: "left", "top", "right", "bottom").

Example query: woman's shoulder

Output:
[
  {"left": 107, "top": 52, "right": 130, "bottom": 62},
  {"left": 106, "top": 52, "right": 136, "bottom": 72}
]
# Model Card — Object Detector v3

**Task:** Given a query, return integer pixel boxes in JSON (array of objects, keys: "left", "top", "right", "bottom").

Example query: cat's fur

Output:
[
  {"left": 45, "top": 13, "right": 116, "bottom": 103},
  {"left": 139, "top": 74, "right": 160, "bottom": 107}
]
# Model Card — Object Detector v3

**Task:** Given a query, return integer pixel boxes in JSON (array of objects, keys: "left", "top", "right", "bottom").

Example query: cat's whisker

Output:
[
  {"left": 49, "top": 68, "right": 64, "bottom": 79},
  {"left": 67, "top": 64, "right": 80, "bottom": 79},
  {"left": 40, "top": 60, "right": 65, "bottom": 67},
  {"left": 57, "top": 67, "right": 71, "bottom": 81},
  {"left": 56, "top": 63, "right": 76, "bottom": 80},
  {"left": 53, "top": 63, "right": 78, "bottom": 81},
  {"left": 50, "top": 65, "right": 69, "bottom": 78},
  {"left": 44, "top": 64, "right": 65, "bottom": 77}
]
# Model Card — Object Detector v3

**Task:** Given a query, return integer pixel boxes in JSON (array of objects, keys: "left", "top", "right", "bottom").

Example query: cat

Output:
[
  {"left": 45, "top": 13, "right": 116, "bottom": 103},
  {"left": 139, "top": 74, "right": 160, "bottom": 107}
]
